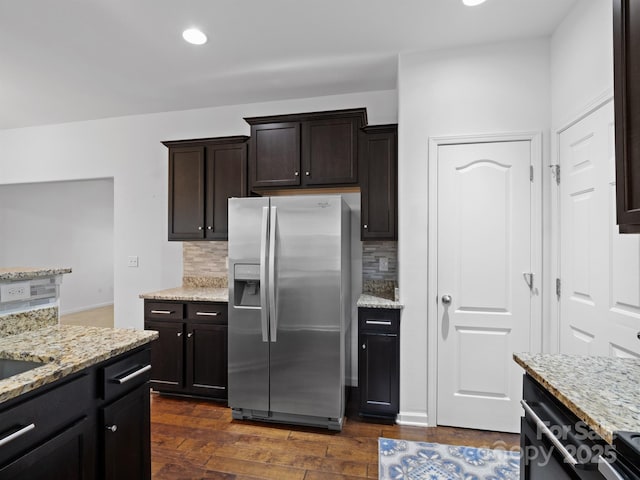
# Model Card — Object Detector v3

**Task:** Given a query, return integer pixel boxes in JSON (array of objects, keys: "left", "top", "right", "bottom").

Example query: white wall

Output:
[
  {"left": 0, "top": 179, "right": 114, "bottom": 314},
  {"left": 397, "top": 38, "right": 551, "bottom": 425},
  {"left": 551, "top": 0, "right": 613, "bottom": 127},
  {"left": 0, "top": 90, "right": 397, "bottom": 329}
]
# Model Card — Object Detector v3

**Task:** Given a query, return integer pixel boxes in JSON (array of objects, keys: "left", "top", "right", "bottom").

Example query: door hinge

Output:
[
  {"left": 530, "top": 165, "right": 534, "bottom": 182},
  {"left": 556, "top": 278, "right": 561, "bottom": 298},
  {"left": 550, "top": 165, "right": 560, "bottom": 185}
]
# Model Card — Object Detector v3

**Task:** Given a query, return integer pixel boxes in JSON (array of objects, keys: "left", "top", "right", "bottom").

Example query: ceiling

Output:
[{"left": 0, "top": 0, "right": 577, "bottom": 130}]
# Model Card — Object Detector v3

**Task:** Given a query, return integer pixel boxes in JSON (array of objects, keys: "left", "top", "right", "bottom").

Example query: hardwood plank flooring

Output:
[
  {"left": 60, "top": 304, "right": 114, "bottom": 328},
  {"left": 151, "top": 393, "right": 519, "bottom": 480}
]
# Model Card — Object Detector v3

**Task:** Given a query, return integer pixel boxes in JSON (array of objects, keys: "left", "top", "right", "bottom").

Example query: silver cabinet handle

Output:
[
  {"left": 207, "top": 226, "right": 212, "bottom": 230},
  {"left": 363, "top": 224, "right": 368, "bottom": 229},
  {"left": 294, "top": 171, "right": 299, "bottom": 176},
  {"left": 177, "top": 332, "right": 182, "bottom": 337},
  {"left": 150, "top": 310, "right": 173, "bottom": 315},
  {"left": 187, "top": 332, "right": 193, "bottom": 338},
  {"left": 441, "top": 295, "right": 452, "bottom": 305},
  {"left": 366, "top": 320, "right": 392, "bottom": 326},
  {"left": 195, "top": 312, "right": 219, "bottom": 316},
  {"left": 520, "top": 400, "right": 577, "bottom": 466},
  {"left": 0, "top": 424, "right": 35, "bottom": 447},
  {"left": 198, "top": 226, "right": 203, "bottom": 231},
  {"left": 105, "top": 425, "right": 118, "bottom": 433},
  {"left": 362, "top": 344, "right": 366, "bottom": 350},
  {"left": 305, "top": 171, "right": 310, "bottom": 176},
  {"left": 112, "top": 364, "right": 152, "bottom": 385},
  {"left": 598, "top": 455, "right": 624, "bottom": 480}
]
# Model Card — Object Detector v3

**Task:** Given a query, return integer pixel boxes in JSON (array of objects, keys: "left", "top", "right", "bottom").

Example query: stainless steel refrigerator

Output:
[{"left": 228, "top": 195, "right": 350, "bottom": 430}]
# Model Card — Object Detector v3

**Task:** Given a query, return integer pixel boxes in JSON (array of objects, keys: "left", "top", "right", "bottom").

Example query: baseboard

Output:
[
  {"left": 396, "top": 411, "right": 430, "bottom": 427},
  {"left": 60, "top": 302, "right": 114, "bottom": 316}
]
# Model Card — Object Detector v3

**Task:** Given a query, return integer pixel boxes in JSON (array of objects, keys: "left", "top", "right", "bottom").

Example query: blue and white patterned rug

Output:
[{"left": 378, "top": 438, "right": 520, "bottom": 480}]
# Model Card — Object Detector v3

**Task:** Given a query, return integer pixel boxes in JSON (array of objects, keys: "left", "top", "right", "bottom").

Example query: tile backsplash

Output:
[
  {"left": 183, "top": 242, "right": 228, "bottom": 285},
  {"left": 362, "top": 241, "right": 397, "bottom": 281}
]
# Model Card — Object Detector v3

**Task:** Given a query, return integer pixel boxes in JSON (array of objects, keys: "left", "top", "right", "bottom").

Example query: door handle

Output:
[
  {"left": 441, "top": 295, "right": 452, "bottom": 305},
  {"left": 269, "top": 206, "right": 278, "bottom": 342},
  {"left": 259, "top": 206, "right": 269, "bottom": 342}
]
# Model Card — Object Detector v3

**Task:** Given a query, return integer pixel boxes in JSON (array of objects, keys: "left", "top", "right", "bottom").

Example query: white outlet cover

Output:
[
  {"left": 0, "top": 281, "right": 31, "bottom": 302},
  {"left": 127, "top": 256, "right": 139, "bottom": 268}
]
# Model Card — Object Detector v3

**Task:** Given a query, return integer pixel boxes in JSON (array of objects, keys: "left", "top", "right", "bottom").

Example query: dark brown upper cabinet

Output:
[
  {"left": 245, "top": 108, "right": 367, "bottom": 192},
  {"left": 614, "top": 0, "right": 640, "bottom": 233},
  {"left": 360, "top": 124, "right": 398, "bottom": 240},
  {"left": 164, "top": 136, "right": 248, "bottom": 241}
]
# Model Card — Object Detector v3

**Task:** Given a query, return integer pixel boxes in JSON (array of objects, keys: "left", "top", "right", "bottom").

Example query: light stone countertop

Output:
[
  {"left": 357, "top": 294, "right": 403, "bottom": 309},
  {"left": 139, "top": 286, "right": 229, "bottom": 303},
  {"left": 514, "top": 352, "right": 640, "bottom": 444},
  {"left": 0, "top": 324, "right": 157, "bottom": 404},
  {"left": 0, "top": 267, "right": 72, "bottom": 281}
]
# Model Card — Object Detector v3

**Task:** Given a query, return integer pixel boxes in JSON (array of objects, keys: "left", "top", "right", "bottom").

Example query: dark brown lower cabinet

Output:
[
  {"left": 102, "top": 384, "right": 150, "bottom": 480},
  {"left": 0, "top": 417, "right": 92, "bottom": 480},
  {"left": 358, "top": 307, "right": 400, "bottom": 419},
  {"left": 144, "top": 300, "right": 228, "bottom": 401},
  {"left": 0, "top": 346, "right": 152, "bottom": 480}
]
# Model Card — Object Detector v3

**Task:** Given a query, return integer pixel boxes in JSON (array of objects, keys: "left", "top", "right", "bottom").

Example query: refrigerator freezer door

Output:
[
  {"left": 228, "top": 197, "right": 271, "bottom": 412},
  {"left": 268, "top": 196, "right": 344, "bottom": 419}
]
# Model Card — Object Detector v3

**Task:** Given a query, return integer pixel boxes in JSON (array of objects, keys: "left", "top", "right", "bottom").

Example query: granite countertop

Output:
[
  {"left": 0, "top": 325, "right": 157, "bottom": 404},
  {"left": 0, "top": 267, "right": 72, "bottom": 281},
  {"left": 139, "top": 286, "right": 229, "bottom": 303},
  {"left": 357, "top": 294, "right": 403, "bottom": 309},
  {"left": 514, "top": 353, "right": 640, "bottom": 444}
]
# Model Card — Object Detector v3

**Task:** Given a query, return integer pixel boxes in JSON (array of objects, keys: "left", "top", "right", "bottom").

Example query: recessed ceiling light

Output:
[
  {"left": 182, "top": 28, "right": 207, "bottom": 45},
  {"left": 463, "top": 0, "right": 487, "bottom": 5}
]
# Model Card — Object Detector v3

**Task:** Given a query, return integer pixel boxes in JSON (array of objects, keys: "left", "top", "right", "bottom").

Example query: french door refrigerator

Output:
[{"left": 228, "top": 195, "right": 350, "bottom": 430}]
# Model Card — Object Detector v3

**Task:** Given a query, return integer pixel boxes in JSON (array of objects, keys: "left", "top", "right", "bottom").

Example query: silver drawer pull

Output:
[
  {"left": 0, "top": 423, "right": 35, "bottom": 447},
  {"left": 196, "top": 311, "right": 219, "bottom": 316},
  {"left": 112, "top": 364, "right": 152, "bottom": 384},
  {"left": 105, "top": 424, "right": 118, "bottom": 433},
  {"left": 520, "top": 400, "right": 577, "bottom": 466},
  {"left": 150, "top": 310, "right": 173, "bottom": 315},
  {"left": 598, "top": 455, "right": 624, "bottom": 480},
  {"left": 366, "top": 320, "right": 392, "bottom": 326}
]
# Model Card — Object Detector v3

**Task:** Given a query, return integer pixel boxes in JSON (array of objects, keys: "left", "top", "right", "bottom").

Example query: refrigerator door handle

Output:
[
  {"left": 269, "top": 206, "right": 278, "bottom": 342},
  {"left": 259, "top": 206, "right": 270, "bottom": 342}
]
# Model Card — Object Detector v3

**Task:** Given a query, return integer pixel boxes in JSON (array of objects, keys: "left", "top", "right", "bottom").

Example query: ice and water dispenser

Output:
[{"left": 233, "top": 264, "right": 261, "bottom": 307}]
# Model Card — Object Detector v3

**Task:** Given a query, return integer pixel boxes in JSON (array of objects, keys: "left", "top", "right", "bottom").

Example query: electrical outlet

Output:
[
  {"left": 0, "top": 282, "right": 31, "bottom": 302},
  {"left": 127, "top": 256, "right": 139, "bottom": 268},
  {"left": 379, "top": 257, "right": 389, "bottom": 272}
]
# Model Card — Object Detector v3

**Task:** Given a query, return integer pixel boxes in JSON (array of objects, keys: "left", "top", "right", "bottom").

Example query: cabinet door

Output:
[
  {"left": 205, "top": 142, "right": 247, "bottom": 240},
  {"left": 102, "top": 384, "right": 151, "bottom": 480},
  {"left": 358, "top": 332, "right": 399, "bottom": 416},
  {"left": 614, "top": 0, "right": 640, "bottom": 232},
  {"left": 186, "top": 322, "right": 228, "bottom": 399},
  {"left": 302, "top": 117, "right": 359, "bottom": 185},
  {"left": 0, "top": 417, "right": 93, "bottom": 480},
  {"left": 144, "top": 320, "right": 184, "bottom": 392},
  {"left": 249, "top": 122, "right": 301, "bottom": 189},
  {"left": 168, "top": 146, "right": 205, "bottom": 240},
  {"left": 361, "top": 126, "right": 397, "bottom": 240}
]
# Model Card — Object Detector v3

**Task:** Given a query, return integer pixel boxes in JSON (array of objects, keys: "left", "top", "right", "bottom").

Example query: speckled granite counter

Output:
[
  {"left": 514, "top": 353, "right": 640, "bottom": 444},
  {"left": 357, "top": 294, "right": 403, "bottom": 309},
  {"left": 0, "top": 325, "right": 157, "bottom": 404},
  {"left": 139, "top": 286, "right": 228, "bottom": 303},
  {"left": 0, "top": 267, "right": 72, "bottom": 281}
]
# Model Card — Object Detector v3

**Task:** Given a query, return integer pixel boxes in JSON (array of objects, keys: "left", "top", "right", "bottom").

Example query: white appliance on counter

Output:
[{"left": 227, "top": 195, "right": 351, "bottom": 430}]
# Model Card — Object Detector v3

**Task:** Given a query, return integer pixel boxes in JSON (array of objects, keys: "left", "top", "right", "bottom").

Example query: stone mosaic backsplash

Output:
[
  {"left": 0, "top": 306, "right": 58, "bottom": 338},
  {"left": 362, "top": 241, "right": 397, "bottom": 281},
  {"left": 183, "top": 242, "right": 228, "bottom": 286}
]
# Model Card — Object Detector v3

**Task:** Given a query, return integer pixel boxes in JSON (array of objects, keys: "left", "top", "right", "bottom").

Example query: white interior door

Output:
[
  {"left": 559, "top": 101, "right": 640, "bottom": 358},
  {"left": 436, "top": 140, "right": 534, "bottom": 433}
]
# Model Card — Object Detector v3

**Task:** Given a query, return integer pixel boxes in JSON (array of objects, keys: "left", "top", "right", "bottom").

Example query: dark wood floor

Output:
[{"left": 151, "top": 393, "right": 520, "bottom": 479}]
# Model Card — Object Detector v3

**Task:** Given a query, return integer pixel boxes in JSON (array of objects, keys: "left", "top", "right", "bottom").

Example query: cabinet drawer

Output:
[
  {"left": 0, "top": 373, "right": 91, "bottom": 467},
  {"left": 101, "top": 348, "right": 151, "bottom": 402},
  {"left": 186, "top": 302, "right": 227, "bottom": 323},
  {"left": 358, "top": 308, "right": 400, "bottom": 333},
  {"left": 144, "top": 302, "right": 184, "bottom": 320}
]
